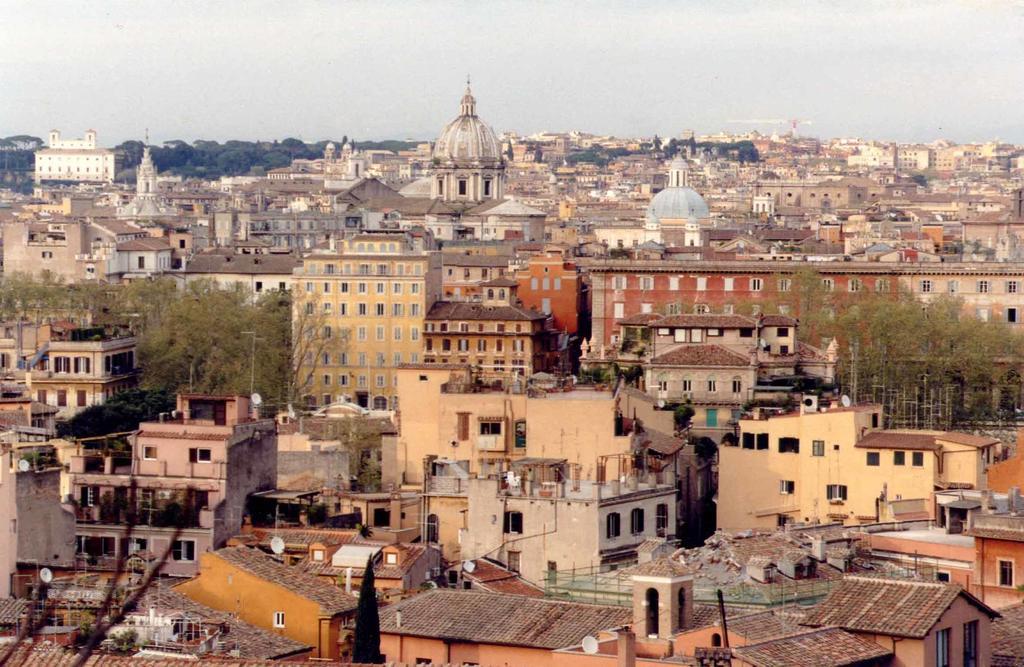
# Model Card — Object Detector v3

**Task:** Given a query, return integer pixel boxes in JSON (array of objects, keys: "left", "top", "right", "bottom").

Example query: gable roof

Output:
[
  {"left": 732, "top": 627, "right": 892, "bottom": 667},
  {"left": 208, "top": 546, "right": 358, "bottom": 615},
  {"left": 426, "top": 300, "right": 546, "bottom": 322},
  {"left": 378, "top": 589, "right": 631, "bottom": 649},
  {"left": 801, "top": 576, "right": 998, "bottom": 638},
  {"left": 993, "top": 604, "right": 1024, "bottom": 667}
]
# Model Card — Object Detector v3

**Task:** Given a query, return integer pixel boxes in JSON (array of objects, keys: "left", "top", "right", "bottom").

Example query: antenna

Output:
[
  {"left": 841, "top": 395, "right": 852, "bottom": 408},
  {"left": 18, "top": 459, "right": 30, "bottom": 472},
  {"left": 39, "top": 568, "right": 53, "bottom": 584},
  {"left": 270, "top": 536, "right": 285, "bottom": 555},
  {"left": 582, "top": 636, "right": 599, "bottom": 654},
  {"left": 462, "top": 560, "right": 476, "bottom": 574},
  {"left": 250, "top": 393, "right": 263, "bottom": 408}
]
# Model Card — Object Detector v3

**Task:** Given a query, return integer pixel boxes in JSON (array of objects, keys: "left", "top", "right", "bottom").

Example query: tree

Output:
[
  {"left": 352, "top": 555, "right": 382, "bottom": 663},
  {"left": 673, "top": 403, "right": 694, "bottom": 431},
  {"left": 58, "top": 389, "right": 175, "bottom": 439},
  {"left": 652, "top": 134, "right": 662, "bottom": 153}
]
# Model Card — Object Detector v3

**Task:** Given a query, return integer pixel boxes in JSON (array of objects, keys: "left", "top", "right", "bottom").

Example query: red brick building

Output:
[{"left": 515, "top": 253, "right": 585, "bottom": 336}]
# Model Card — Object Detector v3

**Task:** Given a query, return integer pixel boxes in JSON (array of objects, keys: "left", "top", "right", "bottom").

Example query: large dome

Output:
[
  {"left": 646, "top": 186, "right": 709, "bottom": 224},
  {"left": 433, "top": 85, "right": 502, "bottom": 163}
]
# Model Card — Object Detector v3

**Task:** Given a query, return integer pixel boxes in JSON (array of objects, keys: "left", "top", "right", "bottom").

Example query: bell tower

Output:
[{"left": 630, "top": 559, "right": 694, "bottom": 640}]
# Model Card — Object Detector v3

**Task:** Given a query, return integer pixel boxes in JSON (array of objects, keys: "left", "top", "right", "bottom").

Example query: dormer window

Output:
[
  {"left": 385, "top": 552, "right": 398, "bottom": 565},
  {"left": 312, "top": 549, "right": 325, "bottom": 562}
]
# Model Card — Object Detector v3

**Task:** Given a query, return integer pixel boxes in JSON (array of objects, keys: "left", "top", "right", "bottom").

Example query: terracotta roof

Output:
[
  {"left": 652, "top": 344, "right": 752, "bottom": 367},
  {"left": 618, "top": 313, "right": 663, "bottom": 326},
  {"left": 967, "top": 526, "right": 1024, "bottom": 543},
  {"left": 426, "top": 300, "right": 546, "bottom": 322},
  {"left": 657, "top": 314, "right": 757, "bottom": 329},
  {"left": 131, "top": 588, "right": 310, "bottom": 659},
  {"left": 186, "top": 252, "right": 300, "bottom": 275},
  {"left": 855, "top": 432, "right": 940, "bottom": 451},
  {"left": 116, "top": 237, "right": 172, "bottom": 252},
  {"left": 801, "top": 576, "right": 997, "bottom": 638},
  {"left": 463, "top": 559, "right": 546, "bottom": 597},
  {"left": 0, "top": 597, "right": 29, "bottom": 625},
  {"left": 733, "top": 627, "right": 892, "bottom": 667},
  {"left": 242, "top": 527, "right": 360, "bottom": 549},
  {"left": 636, "top": 427, "right": 685, "bottom": 456},
  {"left": 208, "top": 546, "right": 358, "bottom": 615},
  {"left": 759, "top": 314, "right": 797, "bottom": 326},
  {"left": 993, "top": 604, "right": 1024, "bottom": 667},
  {"left": 378, "top": 589, "right": 631, "bottom": 649},
  {"left": 623, "top": 558, "right": 694, "bottom": 579}
]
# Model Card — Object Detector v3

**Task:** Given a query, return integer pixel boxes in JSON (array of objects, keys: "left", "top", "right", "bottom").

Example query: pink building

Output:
[{"left": 69, "top": 394, "right": 277, "bottom": 577}]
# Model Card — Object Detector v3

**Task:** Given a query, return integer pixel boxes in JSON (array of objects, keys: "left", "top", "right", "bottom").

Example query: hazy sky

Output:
[{"left": 3, "top": 0, "right": 1024, "bottom": 145}]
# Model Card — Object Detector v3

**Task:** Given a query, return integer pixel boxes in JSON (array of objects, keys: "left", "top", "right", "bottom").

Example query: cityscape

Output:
[{"left": 2, "top": 2, "right": 1024, "bottom": 666}]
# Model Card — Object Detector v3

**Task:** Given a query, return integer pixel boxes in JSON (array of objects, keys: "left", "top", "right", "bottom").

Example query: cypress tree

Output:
[{"left": 352, "top": 555, "right": 382, "bottom": 663}]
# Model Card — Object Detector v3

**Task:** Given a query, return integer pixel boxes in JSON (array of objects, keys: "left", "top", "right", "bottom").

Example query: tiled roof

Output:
[
  {"left": 116, "top": 237, "right": 172, "bottom": 252},
  {"left": 618, "top": 313, "right": 664, "bottom": 326},
  {"left": 463, "top": 559, "right": 546, "bottom": 597},
  {"left": 623, "top": 558, "right": 694, "bottom": 579},
  {"left": 657, "top": 314, "right": 757, "bottom": 329},
  {"left": 132, "top": 588, "right": 310, "bottom": 659},
  {"left": 652, "top": 344, "right": 752, "bottom": 367},
  {"left": 733, "top": 627, "right": 892, "bottom": 667},
  {"left": 300, "top": 543, "right": 432, "bottom": 580},
  {"left": 241, "top": 527, "right": 360, "bottom": 550},
  {"left": 854, "top": 432, "right": 940, "bottom": 451},
  {"left": 0, "top": 597, "right": 29, "bottom": 624},
  {"left": 993, "top": 604, "right": 1024, "bottom": 667},
  {"left": 426, "top": 300, "right": 546, "bottom": 322},
  {"left": 378, "top": 589, "right": 631, "bottom": 649},
  {"left": 967, "top": 525, "right": 1024, "bottom": 543},
  {"left": 210, "top": 546, "right": 358, "bottom": 615},
  {"left": 186, "top": 252, "right": 300, "bottom": 275},
  {"left": 801, "top": 576, "right": 995, "bottom": 638},
  {"left": 759, "top": 314, "right": 797, "bottom": 326},
  {"left": 636, "top": 427, "right": 685, "bottom": 456}
]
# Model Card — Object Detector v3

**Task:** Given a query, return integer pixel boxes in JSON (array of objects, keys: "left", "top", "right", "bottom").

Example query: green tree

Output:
[
  {"left": 352, "top": 555, "right": 382, "bottom": 663},
  {"left": 59, "top": 389, "right": 175, "bottom": 438}
]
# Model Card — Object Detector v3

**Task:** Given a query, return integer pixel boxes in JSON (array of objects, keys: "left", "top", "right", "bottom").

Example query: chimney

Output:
[
  {"left": 810, "top": 536, "right": 827, "bottom": 562},
  {"left": 395, "top": 610, "right": 402, "bottom": 629},
  {"left": 345, "top": 567, "right": 353, "bottom": 594},
  {"left": 617, "top": 630, "right": 636, "bottom": 667},
  {"left": 389, "top": 492, "right": 402, "bottom": 530}
]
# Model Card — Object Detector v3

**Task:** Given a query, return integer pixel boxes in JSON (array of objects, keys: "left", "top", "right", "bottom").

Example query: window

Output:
[
  {"left": 948, "top": 280, "right": 958, "bottom": 294},
  {"left": 751, "top": 278, "right": 763, "bottom": 291},
  {"left": 920, "top": 279, "right": 933, "bottom": 293},
  {"left": 682, "top": 379, "right": 692, "bottom": 393},
  {"left": 822, "top": 278, "right": 834, "bottom": 291},
  {"left": 894, "top": 451, "right": 906, "bottom": 466},
  {"left": 936, "top": 627, "right": 950, "bottom": 667},
  {"left": 273, "top": 612, "right": 285, "bottom": 628},
  {"left": 426, "top": 514, "right": 439, "bottom": 543},
  {"left": 912, "top": 451, "right": 924, "bottom": 467},
  {"left": 731, "top": 378, "right": 742, "bottom": 394},
  {"left": 866, "top": 452, "right": 880, "bottom": 466},
  {"left": 779, "top": 437, "right": 800, "bottom": 454},
  {"left": 707, "top": 378, "right": 717, "bottom": 393},
  {"left": 172, "top": 540, "right": 196, "bottom": 562},
  {"left": 812, "top": 440, "right": 825, "bottom": 457},
  {"left": 1009, "top": 281, "right": 1020, "bottom": 294},
  {"left": 826, "top": 484, "right": 848, "bottom": 502},
  {"left": 779, "top": 480, "right": 795, "bottom": 495},
  {"left": 723, "top": 277, "right": 734, "bottom": 292},
  {"left": 57, "top": 390, "right": 67, "bottom": 407},
  {"left": 1009, "top": 308, "right": 1019, "bottom": 324},
  {"left": 849, "top": 278, "right": 862, "bottom": 292},
  {"left": 503, "top": 511, "right": 523, "bottom": 534},
  {"left": 999, "top": 559, "right": 1014, "bottom": 587},
  {"left": 480, "top": 421, "right": 502, "bottom": 435},
  {"left": 630, "top": 508, "right": 645, "bottom": 535},
  {"left": 189, "top": 448, "right": 212, "bottom": 463},
  {"left": 458, "top": 179, "right": 467, "bottom": 196},
  {"left": 385, "top": 552, "right": 398, "bottom": 565},
  {"left": 876, "top": 278, "right": 890, "bottom": 293},
  {"left": 606, "top": 512, "right": 621, "bottom": 538},
  {"left": 978, "top": 280, "right": 990, "bottom": 293},
  {"left": 778, "top": 278, "right": 791, "bottom": 292},
  {"left": 964, "top": 620, "right": 978, "bottom": 667},
  {"left": 656, "top": 504, "right": 669, "bottom": 536},
  {"left": 639, "top": 276, "right": 654, "bottom": 290},
  {"left": 613, "top": 303, "right": 625, "bottom": 319},
  {"left": 696, "top": 277, "right": 707, "bottom": 291},
  {"left": 143, "top": 446, "right": 158, "bottom": 460},
  {"left": 756, "top": 433, "right": 769, "bottom": 450},
  {"left": 741, "top": 433, "right": 755, "bottom": 449}
]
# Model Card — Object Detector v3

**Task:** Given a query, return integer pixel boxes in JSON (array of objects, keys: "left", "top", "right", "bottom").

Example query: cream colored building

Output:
[
  {"left": 35, "top": 129, "right": 117, "bottom": 183},
  {"left": 293, "top": 234, "right": 442, "bottom": 410},
  {"left": 718, "top": 405, "right": 999, "bottom": 531}
]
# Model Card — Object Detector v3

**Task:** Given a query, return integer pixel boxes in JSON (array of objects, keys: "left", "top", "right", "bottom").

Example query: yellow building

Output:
[
  {"left": 718, "top": 405, "right": 999, "bottom": 531},
  {"left": 293, "top": 233, "right": 441, "bottom": 410}
]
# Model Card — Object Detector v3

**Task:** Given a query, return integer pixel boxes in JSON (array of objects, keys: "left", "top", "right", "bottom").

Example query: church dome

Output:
[
  {"left": 433, "top": 84, "right": 502, "bottom": 163},
  {"left": 646, "top": 156, "right": 709, "bottom": 225}
]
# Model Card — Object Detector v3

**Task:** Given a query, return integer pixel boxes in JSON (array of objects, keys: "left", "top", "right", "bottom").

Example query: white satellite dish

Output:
[
  {"left": 462, "top": 560, "right": 476, "bottom": 574},
  {"left": 582, "top": 635, "right": 599, "bottom": 654},
  {"left": 39, "top": 567, "right": 53, "bottom": 584},
  {"left": 17, "top": 459, "right": 30, "bottom": 472},
  {"left": 841, "top": 394, "right": 852, "bottom": 408},
  {"left": 270, "top": 536, "right": 285, "bottom": 555},
  {"left": 251, "top": 393, "right": 263, "bottom": 407}
]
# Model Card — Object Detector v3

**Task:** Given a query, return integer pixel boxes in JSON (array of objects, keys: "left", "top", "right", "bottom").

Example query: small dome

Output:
[
  {"left": 646, "top": 186, "right": 709, "bottom": 224},
  {"left": 433, "top": 85, "right": 501, "bottom": 163}
]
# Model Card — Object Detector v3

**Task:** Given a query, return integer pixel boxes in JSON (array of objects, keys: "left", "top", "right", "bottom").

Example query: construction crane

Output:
[{"left": 727, "top": 118, "right": 813, "bottom": 136}]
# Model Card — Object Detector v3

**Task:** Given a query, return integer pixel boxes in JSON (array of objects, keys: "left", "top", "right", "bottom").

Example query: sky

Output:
[{"left": 2, "top": 0, "right": 1024, "bottom": 145}]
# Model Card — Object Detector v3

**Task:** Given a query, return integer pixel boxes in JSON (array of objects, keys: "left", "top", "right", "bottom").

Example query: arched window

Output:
[
  {"left": 645, "top": 588, "right": 660, "bottom": 637},
  {"left": 678, "top": 587, "right": 687, "bottom": 630},
  {"left": 606, "top": 512, "right": 621, "bottom": 539},
  {"left": 372, "top": 396, "right": 388, "bottom": 410},
  {"left": 711, "top": 633, "right": 722, "bottom": 647},
  {"left": 426, "top": 514, "right": 439, "bottom": 543},
  {"left": 487, "top": 289, "right": 494, "bottom": 299}
]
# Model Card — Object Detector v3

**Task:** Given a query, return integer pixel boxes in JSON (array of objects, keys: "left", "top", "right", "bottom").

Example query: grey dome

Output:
[
  {"left": 433, "top": 85, "right": 502, "bottom": 163},
  {"left": 646, "top": 186, "right": 709, "bottom": 224}
]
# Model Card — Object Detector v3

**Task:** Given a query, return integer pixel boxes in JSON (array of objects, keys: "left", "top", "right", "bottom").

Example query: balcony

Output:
[{"left": 476, "top": 434, "right": 504, "bottom": 451}]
